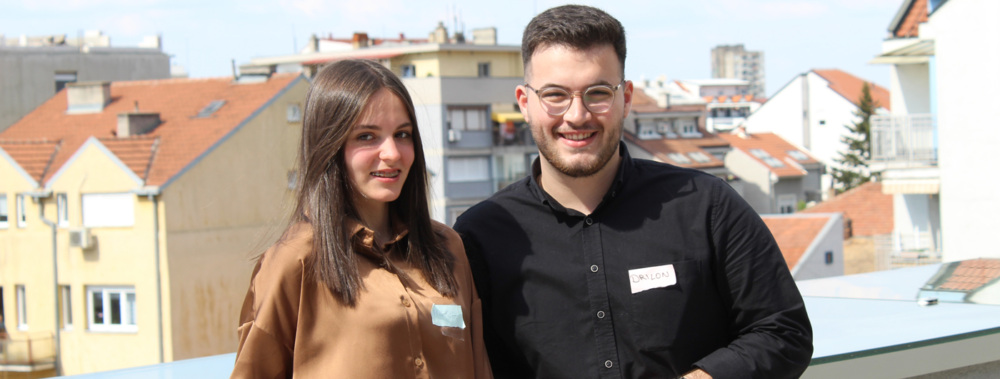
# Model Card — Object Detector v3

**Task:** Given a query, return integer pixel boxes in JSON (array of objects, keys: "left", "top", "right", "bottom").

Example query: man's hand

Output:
[{"left": 681, "top": 368, "right": 712, "bottom": 379}]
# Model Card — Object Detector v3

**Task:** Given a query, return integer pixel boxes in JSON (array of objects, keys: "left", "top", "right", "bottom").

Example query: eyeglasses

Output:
[{"left": 523, "top": 79, "right": 626, "bottom": 116}]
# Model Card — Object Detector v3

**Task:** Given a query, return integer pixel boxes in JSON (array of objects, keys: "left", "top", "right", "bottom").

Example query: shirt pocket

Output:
[{"left": 626, "top": 259, "right": 705, "bottom": 352}]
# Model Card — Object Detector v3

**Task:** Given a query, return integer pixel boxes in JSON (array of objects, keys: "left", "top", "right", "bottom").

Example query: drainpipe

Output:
[
  {"left": 33, "top": 193, "right": 61, "bottom": 376},
  {"left": 136, "top": 187, "right": 164, "bottom": 363}
]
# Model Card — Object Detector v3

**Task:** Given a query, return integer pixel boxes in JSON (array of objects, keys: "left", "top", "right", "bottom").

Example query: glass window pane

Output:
[
  {"left": 92, "top": 291, "right": 104, "bottom": 324},
  {"left": 450, "top": 110, "right": 466, "bottom": 131},
  {"left": 126, "top": 293, "right": 136, "bottom": 325},
  {"left": 467, "top": 109, "right": 486, "bottom": 131},
  {"left": 110, "top": 292, "right": 122, "bottom": 325}
]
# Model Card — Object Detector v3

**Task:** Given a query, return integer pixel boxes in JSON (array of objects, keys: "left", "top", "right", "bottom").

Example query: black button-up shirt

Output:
[{"left": 454, "top": 144, "right": 812, "bottom": 379}]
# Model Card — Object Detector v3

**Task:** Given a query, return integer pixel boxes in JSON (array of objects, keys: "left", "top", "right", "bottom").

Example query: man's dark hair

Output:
[{"left": 521, "top": 5, "right": 626, "bottom": 76}]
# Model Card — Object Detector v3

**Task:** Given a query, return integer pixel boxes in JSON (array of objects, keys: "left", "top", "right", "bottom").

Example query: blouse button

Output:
[
  {"left": 400, "top": 296, "right": 411, "bottom": 307},
  {"left": 604, "top": 360, "right": 613, "bottom": 368},
  {"left": 415, "top": 357, "right": 424, "bottom": 367},
  {"left": 590, "top": 265, "right": 599, "bottom": 273}
]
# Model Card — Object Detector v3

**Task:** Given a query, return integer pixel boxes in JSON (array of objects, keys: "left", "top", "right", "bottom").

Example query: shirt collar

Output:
[
  {"left": 527, "top": 141, "right": 632, "bottom": 215},
  {"left": 346, "top": 215, "right": 409, "bottom": 259}
]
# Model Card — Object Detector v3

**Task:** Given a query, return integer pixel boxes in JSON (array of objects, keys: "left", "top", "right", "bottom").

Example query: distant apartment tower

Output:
[
  {"left": 0, "top": 31, "right": 171, "bottom": 132},
  {"left": 711, "top": 44, "right": 765, "bottom": 98}
]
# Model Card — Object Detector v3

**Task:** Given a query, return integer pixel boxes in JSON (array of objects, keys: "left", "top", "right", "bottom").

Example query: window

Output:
[
  {"left": 825, "top": 251, "right": 834, "bottom": 265},
  {"left": 688, "top": 152, "right": 712, "bottom": 163},
  {"left": 57, "top": 193, "right": 69, "bottom": 227},
  {"left": 195, "top": 100, "right": 226, "bottom": 118},
  {"left": 16, "top": 194, "right": 26, "bottom": 228},
  {"left": 401, "top": 64, "right": 416, "bottom": 78},
  {"left": 447, "top": 157, "right": 490, "bottom": 183},
  {"left": 448, "top": 107, "right": 488, "bottom": 131},
  {"left": 54, "top": 71, "right": 77, "bottom": 93},
  {"left": 286, "top": 104, "right": 302, "bottom": 123},
  {"left": 16, "top": 285, "right": 27, "bottom": 330},
  {"left": 667, "top": 153, "right": 691, "bottom": 165},
  {"left": 787, "top": 150, "right": 810, "bottom": 161},
  {"left": 0, "top": 193, "right": 7, "bottom": 228},
  {"left": 749, "top": 149, "right": 785, "bottom": 168},
  {"left": 778, "top": 194, "right": 797, "bottom": 214},
  {"left": 477, "top": 62, "right": 491, "bottom": 77},
  {"left": 87, "top": 286, "right": 137, "bottom": 332},
  {"left": 60, "top": 285, "right": 73, "bottom": 330},
  {"left": 82, "top": 193, "right": 135, "bottom": 228}
]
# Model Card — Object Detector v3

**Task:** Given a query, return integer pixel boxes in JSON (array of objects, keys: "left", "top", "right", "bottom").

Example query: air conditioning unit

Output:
[
  {"left": 448, "top": 129, "right": 462, "bottom": 142},
  {"left": 69, "top": 227, "right": 95, "bottom": 250}
]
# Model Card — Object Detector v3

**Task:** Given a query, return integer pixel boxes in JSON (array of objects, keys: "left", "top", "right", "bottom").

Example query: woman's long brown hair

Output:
[{"left": 287, "top": 59, "right": 456, "bottom": 305}]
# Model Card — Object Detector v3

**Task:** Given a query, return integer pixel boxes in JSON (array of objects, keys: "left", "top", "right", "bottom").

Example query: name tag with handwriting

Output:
[{"left": 628, "top": 264, "right": 677, "bottom": 294}]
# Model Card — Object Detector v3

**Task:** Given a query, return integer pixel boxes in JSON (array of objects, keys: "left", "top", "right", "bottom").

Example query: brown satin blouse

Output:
[{"left": 231, "top": 220, "right": 492, "bottom": 378}]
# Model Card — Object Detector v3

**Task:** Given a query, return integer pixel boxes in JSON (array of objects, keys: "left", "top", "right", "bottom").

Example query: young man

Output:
[{"left": 454, "top": 5, "right": 813, "bottom": 379}]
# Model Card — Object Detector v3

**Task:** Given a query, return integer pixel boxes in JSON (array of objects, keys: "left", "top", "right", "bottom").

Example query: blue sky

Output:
[{"left": 3, "top": 0, "right": 904, "bottom": 97}]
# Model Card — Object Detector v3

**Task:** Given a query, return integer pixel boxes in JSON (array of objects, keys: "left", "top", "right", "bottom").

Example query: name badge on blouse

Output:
[
  {"left": 431, "top": 304, "right": 466, "bottom": 329},
  {"left": 628, "top": 264, "right": 677, "bottom": 294}
]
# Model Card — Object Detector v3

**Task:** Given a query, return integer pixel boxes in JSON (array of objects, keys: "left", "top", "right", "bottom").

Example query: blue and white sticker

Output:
[{"left": 431, "top": 304, "right": 466, "bottom": 329}]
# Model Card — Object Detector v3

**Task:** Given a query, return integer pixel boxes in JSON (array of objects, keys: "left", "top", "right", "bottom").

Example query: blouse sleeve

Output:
[{"left": 231, "top": 231, "right": 310, "bottom": 379}]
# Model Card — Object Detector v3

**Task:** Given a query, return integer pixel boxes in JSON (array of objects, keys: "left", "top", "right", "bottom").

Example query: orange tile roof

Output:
[
  {"left": 762, "top": 214, "right": 833, "bottom": 270},
  {"left": 934, "top": 259, "right": 1000, "bottom": 292},
  {"left": 631, "top": 90, "right": 707, "bottom": 114},
  {"left": 802, "top": 181, "right": 893, "bottom": 236},
  {"left": 703, "top": 95, "right": 755, "bottom": 103},
  {"left": 0, "top": 74, "right": 301, "bottom": 188},
  {"left": 895, "top": 0, "right": 928, "bottom": 38},
  {"left": 717, "top": 131, "right": 819, "bottom": 177},
  {"left": 812, "top": 69, "right": 891, "bottom": 111},
  {"left": 624, "top": 131, "right": 727, "bottom": 169},
  {"left": 0, "top": 139, "right": 61, "bottom": 183}
]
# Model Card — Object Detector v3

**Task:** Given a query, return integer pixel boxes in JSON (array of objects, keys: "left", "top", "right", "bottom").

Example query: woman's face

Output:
[{"left": 344, "top": 88, "right": 415, "bottom": 217}]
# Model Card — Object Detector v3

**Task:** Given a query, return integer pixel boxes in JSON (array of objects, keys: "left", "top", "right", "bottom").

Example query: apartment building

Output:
[
  {"left": 0, "top": 73, "right": 308, "bottom": 376},
  {"left": 710, "top": 44, "right": 765, "bottom": 98},
  {"left": 241, "top": 23, "right": 527, "bottom": 224},
  {"left": 0, "top": 31, "right": 171, "bottom": 133}
]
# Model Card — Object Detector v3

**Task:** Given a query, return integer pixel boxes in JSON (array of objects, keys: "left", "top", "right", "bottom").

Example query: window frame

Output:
[
  {"left": 16, "top": 284, "right": 27, "bottom": 330},
  {"left": 477, "top": 62, "right": 491, "bottom": 77},
  {"left": 60, "top": 285, "right": 73, "bottom": 330},
  {"left": 57, "top": 193, "right": 69, "bottom": 227},
  {"left": 448, "top": 106, "right": 489, "bottom": 132},
  {"left": 447, "top": 156, "right": 491, "bottom": 183},
  {"left": 86, "top": 286, "right": 138, "bottom": 333},
  {"left": 16, "top": 194, "right": 27, "bottom": 228},
  {"left": 0, "top": 193, "right": 8, "bottom": 228}
]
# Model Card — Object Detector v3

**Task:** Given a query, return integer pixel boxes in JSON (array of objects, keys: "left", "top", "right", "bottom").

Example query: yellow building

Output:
[{"left": 0, "top": 73, "right": 308, "bottom": 376}]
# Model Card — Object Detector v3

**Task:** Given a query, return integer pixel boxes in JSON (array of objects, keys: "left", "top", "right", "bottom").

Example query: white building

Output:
[
  {"left": 744, "top": 69, "right": 890, "bottom": 198},
  {"left": 869, "top": 0, "right": 1000, "bottom": 262},
  {"left": 636, "top": 78, "right": 762, "bottom": 133},
  {"left": 711, "top": 44, "right": 766, "bottom": 98}
]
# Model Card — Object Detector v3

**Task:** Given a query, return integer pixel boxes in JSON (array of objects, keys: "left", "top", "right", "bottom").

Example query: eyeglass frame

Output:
[{"left": 522, "top": 79, "right": 627, "bottom": 116}]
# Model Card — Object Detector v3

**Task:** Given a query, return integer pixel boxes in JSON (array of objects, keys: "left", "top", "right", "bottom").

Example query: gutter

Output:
[{"left": 30, "top": 192, "right": 61, "bottom": 376}]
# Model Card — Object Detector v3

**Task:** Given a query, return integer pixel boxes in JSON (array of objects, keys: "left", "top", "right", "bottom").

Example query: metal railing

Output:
[
  {"left": 870, "top": 114, "right": 937, "bottom": 166},
  {"left": 0, "top": 332, "right": 56, "bottom": 371},
  {"left": 874, "top": 231, "right": 942, "bottom": 271}
]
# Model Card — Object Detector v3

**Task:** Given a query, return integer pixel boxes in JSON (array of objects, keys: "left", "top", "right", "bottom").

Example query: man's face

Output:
[{"left": 517, "top": 44, "right": 632, "bottom": 178}]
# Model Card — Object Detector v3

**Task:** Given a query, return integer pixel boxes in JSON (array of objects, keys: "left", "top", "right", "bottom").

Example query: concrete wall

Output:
[
  {"left": 745, "top": 75, "right": 805, "bottom": 147},
  {"left": 931, "top": 0, "right": 1000, "bottom": 261},
  {"left": 161, "top": 78, "right": 307, "bottom": 361},
  {"left": 393, "top": 49, "right": 522, "bottom": 79},
  {"left": 792, "top": 214, "right": 844, "bottom": 280},
  {"left": 0, "top": 47, "right": 170, "bottom": 131},
  {"left": 890, "top": 63, "right": 931, "bottom": 115},
  {"left": 16, "top": 142, "right": 163, "bottom": 374},
  {"left": 724, "top": 148, "right": 773, "bottom": 213}
]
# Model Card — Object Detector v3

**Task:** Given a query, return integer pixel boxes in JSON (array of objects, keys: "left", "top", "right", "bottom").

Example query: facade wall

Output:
[
  {"left": 724, "top": 149, "right": 773, "bottom": 213},
  {"left": 161, "top": 78, "right": 307, "bottom": 360},
  {"left": 792, "top": 215, "right": 845, "bottom": 280},
  {"left": 890, "top": 63, "right": 932, "bottom": 115},
  {"left": 745, "top": 75, "right": 805, "bottom": 147},
  {"left": 0, "top": 48, "right": 170, "bottom": 131},
  {"left": 2, "top": 143, "right": 164, "bottom": 375},
  {"left": 394, "top": 49, "right": 522, "bottom": 79},
  {"left": 932, "top": 0, "right": 1000, "bottom": 261}
]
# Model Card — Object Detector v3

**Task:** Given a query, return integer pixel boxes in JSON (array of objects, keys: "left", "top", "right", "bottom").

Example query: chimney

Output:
[
  {"left": 66, "top": 82, "right": 111, "bottom": 114},
  {"left": 351, "top": 32, "right": 369, "bottom": 49},
  {"left": 117, "top": 112, "right": 161, "bottom": 137},
  {"left": 430, "top": 22, "right": 448, "bottom": 44}
]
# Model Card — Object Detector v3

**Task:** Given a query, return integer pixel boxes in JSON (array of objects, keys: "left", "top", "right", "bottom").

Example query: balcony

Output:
[
  {"left": 0, "top": 332, "right": 56, "bottom": 374},
  {"left": 870, "top": 114, "right": 937, "bottom": 168},
  {"left": 874, "top": 230, "right": 942, "bottom": 270}
]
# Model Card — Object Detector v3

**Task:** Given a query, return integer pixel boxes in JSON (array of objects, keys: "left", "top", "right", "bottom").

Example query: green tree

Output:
[{"left": 832, "top": 82, "right": 877, "bottom": 192}]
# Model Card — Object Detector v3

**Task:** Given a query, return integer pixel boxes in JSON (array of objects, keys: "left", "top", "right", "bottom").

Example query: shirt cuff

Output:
[{"left": 694, "top": 347, "right": 752, "bottom": 379}]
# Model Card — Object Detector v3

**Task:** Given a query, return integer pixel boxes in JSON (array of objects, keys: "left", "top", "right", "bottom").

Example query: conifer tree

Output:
[{"left": 832, "top": 82, "right": 877, "bottom": 192}]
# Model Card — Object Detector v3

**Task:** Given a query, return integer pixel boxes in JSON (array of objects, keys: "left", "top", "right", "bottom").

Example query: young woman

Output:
[{"left": 231, "top": 60, "right": 491, "bottom": 378}]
